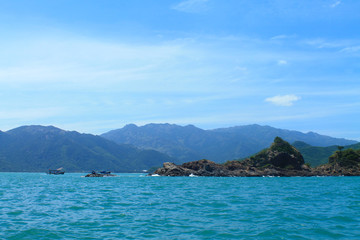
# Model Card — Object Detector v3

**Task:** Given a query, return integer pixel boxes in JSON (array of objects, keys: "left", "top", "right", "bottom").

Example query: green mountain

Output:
[
  {"left": 293, "top": 141, "right": 360, "bottom": 167},
  {"left": 101, "top": 123, "right": 357, "bottom": 163},
  {"left": 0, "top": 125, "right": 174, "bottom": 172}
]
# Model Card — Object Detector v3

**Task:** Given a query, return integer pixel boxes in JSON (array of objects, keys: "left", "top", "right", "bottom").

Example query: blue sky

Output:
[{"left": 1, "top": 0, "right": 360, "bottom": 140}]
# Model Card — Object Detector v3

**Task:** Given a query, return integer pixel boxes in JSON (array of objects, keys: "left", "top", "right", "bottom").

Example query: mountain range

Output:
[
  {"left": 0, "top": 123, "right": 358, "bottom": 172},
  {"left": 0, "top": 125, "right": 174, "bottom": 172},
  {"left": 101, "top": 123, "right": 357, "bottom": 164}
]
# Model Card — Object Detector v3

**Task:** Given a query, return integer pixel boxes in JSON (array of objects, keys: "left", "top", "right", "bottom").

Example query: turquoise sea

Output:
[{"left": 1, "top": 173, "right": 360, "bottom": 240}]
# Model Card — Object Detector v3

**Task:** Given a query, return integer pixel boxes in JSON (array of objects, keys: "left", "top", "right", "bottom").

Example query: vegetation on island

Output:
[
  {"left": 294, "top": 141, "right": 360, "bottom": 167},
  {"left": 328, "top": 147, "right": 360, "bottom": 168},
  {"left": 247, "top": 136, "right": 304, "bottom": 169},
  {"left": 311, "top": 146, "right": 360, "bottom": 176}
]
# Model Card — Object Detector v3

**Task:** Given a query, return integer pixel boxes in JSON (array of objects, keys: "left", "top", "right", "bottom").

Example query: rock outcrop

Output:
[
  {"left": 84, "top": 171, "right": 117, "bottom": 177},
  {"left": 153, "top": 162, "right": 194, "bottom": 176},
  {"left": 312, "top": 148, "right": 360, "bottom": 176},
  {"left": 312, "top": 163, "right": 360, "bottom": 176},
  {"left": 153, "top": 160, "right": 222, "bottom": 176},
  {"left": 151, "top": 137, "right": 360, "bottom": 177},
  {"left": 152, "top": 159, "right": 314, "bottom": 177}
]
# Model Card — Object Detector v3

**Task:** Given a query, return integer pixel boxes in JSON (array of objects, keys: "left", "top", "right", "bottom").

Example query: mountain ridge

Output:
[
  {"left": 1, "top": 124, "right": 358, "bottom": 172},
  {"left": 0, "top": 125, "right": 175, "bottom": 172},
  {"left": 101, "top": 123, "right": 357, "bottom": 164}
]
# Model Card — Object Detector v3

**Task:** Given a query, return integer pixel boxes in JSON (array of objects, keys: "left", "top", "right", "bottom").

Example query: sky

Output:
[{"left": 1, "top": 0, "right": 360, "bottom": 140}]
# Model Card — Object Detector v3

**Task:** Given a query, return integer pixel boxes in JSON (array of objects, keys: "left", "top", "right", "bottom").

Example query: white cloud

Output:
[
  {"left": 304, "top": 38, "right": 346, "bottom": 49},
  {"left": 265, "top": 95, "right": 301, "bottom": 107},
  {"left": 330, "top": 1, "right": 341, "bottom": 8},
  {"left": 234, "top": 66, "right": 247, "bottom": 71},
  {"left": 340, "top": 46, "right": 360, "bottom": 53},
  {"left": 270, "top": 34, "right": 296, "bottom": 40},
  {"left": 277, "top": 60, "right": 288, "bottom": 65},
  {"left": 172, "top": 0, "right": 209, "bottom": 13},
  {"left": 0, "top": 36, "right": 200, "bottom": 88}
]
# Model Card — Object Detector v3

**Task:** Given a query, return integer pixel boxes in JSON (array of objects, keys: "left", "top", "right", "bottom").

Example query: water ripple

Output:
[{"left": 1, "top": 173, "right": 360, "bottom": 239}]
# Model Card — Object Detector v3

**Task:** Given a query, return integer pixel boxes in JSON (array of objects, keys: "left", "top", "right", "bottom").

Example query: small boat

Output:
[{"left": 47, "top": 167, "right": 65, "bottom": 175}]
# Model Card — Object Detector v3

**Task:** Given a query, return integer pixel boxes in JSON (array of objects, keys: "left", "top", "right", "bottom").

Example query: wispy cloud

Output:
[
  {"left": 340, "top": 45, "right": 360, "bottom": 53},
  {"left": 0, "top": 107, "right": 65, "bottom": 123},
  {"left": 265, "top": 95, "right": 301, "bottom": 107},
  {"left": 172, "top": 0, "right": 209, "bottom": 13},
  {"left": 304, "top": 39, "right": 344, "bottom": 49},
  {"left": 277, "top": 60, "right": 288, "bottom": 65},
  {"left": 304, "top": 38, "right": 360, "bottom": 52},
  {"left": 0, "top": 29, "right": 359, "bottom": 136},
  {"left": 330, "top": 0, "right": 341, "bottom": 8},
  {"left": 0, "top": 36, "right": 197, "bottom": 87},
  {"left": 270, "top": 34, "right": 296, "bottom": 41}
]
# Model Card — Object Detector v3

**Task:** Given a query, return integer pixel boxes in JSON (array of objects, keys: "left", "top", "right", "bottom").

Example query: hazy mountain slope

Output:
[
  {"left": 212, "top": 124, "right": 356, "bottom": 147},
  {"left": 293, "top": 141, "right": 360, "bottom": 167},
  {"left": 102, "top": 123, "right": 357, "bottom": 163},
  {"left": 101, "top": 124, "right": 208, "bottom": 162},
  {"left": 0, "top": 125, "right": 174, "bottom": 172}
]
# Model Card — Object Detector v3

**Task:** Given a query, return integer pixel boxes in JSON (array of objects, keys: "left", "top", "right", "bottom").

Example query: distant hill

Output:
[
  {"left": 0, "top": 125, "right": 174, "bottom": 172},
  {"left": 293, "top": 141, "right": 360, "bottom": 167},
  {"left": 101, "top": 123, "right": 357, "bottom": 163}
]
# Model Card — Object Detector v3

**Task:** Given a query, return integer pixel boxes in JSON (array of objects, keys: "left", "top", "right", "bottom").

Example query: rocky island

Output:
[
  {"left": 152, "top": 137, "right": 360, "bottom": 177},
  {"left": 84, "top": 171, "right": 117, "bottom": 177}
]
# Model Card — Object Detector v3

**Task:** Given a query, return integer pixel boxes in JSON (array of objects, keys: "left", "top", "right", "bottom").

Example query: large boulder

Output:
[{"left": 153, "top": 162, "right": 193, "bottom": 176}]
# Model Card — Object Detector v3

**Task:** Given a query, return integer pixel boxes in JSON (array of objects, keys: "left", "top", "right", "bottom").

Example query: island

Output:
[
  {"left": 151, "top": 137, "right": 360, "bottom": 177},
  {"left": 84, "top": 171, "right": 117, "bottom": 177}
]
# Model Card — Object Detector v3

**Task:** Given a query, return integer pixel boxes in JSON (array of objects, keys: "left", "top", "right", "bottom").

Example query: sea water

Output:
[{"left": 0, "top": 173, "right": 359, "bottom": 239}]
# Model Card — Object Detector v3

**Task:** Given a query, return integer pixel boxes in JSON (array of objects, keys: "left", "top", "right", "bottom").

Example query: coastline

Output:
[{"left": 151, "top": 160, "right": 360, "bottom": 177}]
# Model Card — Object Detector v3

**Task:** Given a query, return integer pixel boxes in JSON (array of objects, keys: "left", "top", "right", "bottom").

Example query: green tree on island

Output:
[{"left": 329, "top": 147, "right": 360, "bottom": 168}]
